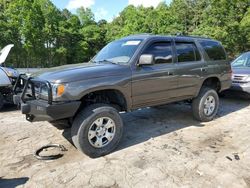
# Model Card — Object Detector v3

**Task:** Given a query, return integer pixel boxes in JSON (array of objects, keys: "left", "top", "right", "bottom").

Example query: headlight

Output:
[
  {"left": 245, "top": 76, "right": 250, "bottom": 82},
  {"left": 53, "top": 84, "right": 65, "bottom": 97},
  {"left": 38, "top": 83, "right": 65, "bottom": 100}
]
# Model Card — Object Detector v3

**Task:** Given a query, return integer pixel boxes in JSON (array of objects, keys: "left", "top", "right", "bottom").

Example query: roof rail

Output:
[
  {"left": 176, "top": 35, "right": 211, "bottom": 40},
  {"left": 129, "top": 33, "right": 152, "bottom": 36}
]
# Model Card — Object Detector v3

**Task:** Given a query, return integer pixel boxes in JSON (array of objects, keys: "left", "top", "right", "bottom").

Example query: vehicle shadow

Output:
[
  {"left": 117, "top": 96, "right": 249, "bottom": 151},
  {"left": 118, "top": 103, "right": 202, "bottom": 151},
  {"left": 0, "top": 177, "right": 29, "bottom": 188},
  {"left": 62, "top": 96, "right": 249, "bottom": 153},
  {"left": 218, "top": 92, "right": 250, "bottom": 117},
  {"left": 0, "top": 104, "right": 18, "bottom": 113}
]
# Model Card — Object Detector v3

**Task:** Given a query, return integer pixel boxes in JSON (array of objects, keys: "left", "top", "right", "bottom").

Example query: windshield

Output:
[
  {"left": 93, "top": 39, "right": 142, "bottom": 64},
  {"left": 232, "top": 52, "right": 250, "bottom": 68}
]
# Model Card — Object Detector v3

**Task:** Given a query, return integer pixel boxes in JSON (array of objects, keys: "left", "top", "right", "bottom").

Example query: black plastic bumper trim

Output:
[{"left": 21, "top": 100, "right": 81, "bottom": 122}]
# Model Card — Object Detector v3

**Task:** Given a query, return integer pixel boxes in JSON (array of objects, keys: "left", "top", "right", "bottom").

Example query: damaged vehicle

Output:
[
  {"left": 0, "top": 44, "right": 19, "bottom": 110},
  {"left": 13, "top": 35, "right": 232, "bottom": 158}
]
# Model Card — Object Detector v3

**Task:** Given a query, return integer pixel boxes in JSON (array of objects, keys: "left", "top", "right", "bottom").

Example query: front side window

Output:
[
  {"left": 176, "top": 42, "right": 201, "bottom": 62},
  {"left": 94, "top": 39, "right": 142, "bottom": 64},
  {"left": 142, "top": 42, "right": 173, "bottom": 64},
  {"left": 200, "top": 40, "right": 227, "bottom": 61},
  {"left": 232, "top": 52, "right": 250, "bottom": 68}
]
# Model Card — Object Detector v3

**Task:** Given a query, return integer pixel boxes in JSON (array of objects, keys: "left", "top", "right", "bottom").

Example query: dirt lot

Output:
[{"left": 0, "top": 96, "right": 250, "bottom": 188}]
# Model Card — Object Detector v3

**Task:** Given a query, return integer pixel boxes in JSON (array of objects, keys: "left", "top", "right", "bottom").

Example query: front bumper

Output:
[
  {"left": 13, "top": 75, "right": 81, "bottom": 122},
  {"left": 21, "top": 99, "right": 81, "bottom": 122},
  {"left": 229, "top": 82, "right": 250, "bottom": 94}
]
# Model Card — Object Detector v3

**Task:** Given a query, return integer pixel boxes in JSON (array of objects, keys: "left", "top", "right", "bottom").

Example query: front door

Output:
[{"left": 131, "top": 40, "right": 178, "bottom": 108}]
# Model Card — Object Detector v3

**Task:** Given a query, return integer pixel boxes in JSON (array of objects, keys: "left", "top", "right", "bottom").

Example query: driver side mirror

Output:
[{"left": 138, "top": 54, "right": 154, "bottom": 66}]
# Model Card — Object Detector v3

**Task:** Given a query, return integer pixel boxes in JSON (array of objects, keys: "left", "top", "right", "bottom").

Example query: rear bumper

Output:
[{"left": 20, "top": 99, "right": 81, "bottom": 122}]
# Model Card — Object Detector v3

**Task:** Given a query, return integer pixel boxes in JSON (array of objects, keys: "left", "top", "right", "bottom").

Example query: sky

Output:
[{"left": 51, "top": 0, "right": 172, "bottom": 22}]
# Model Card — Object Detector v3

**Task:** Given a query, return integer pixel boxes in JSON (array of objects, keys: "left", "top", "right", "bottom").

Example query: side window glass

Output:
[
  {"left": 200, "top": 40, "right": 227, "bottom": 60},
  {"left": 232, "top": 53, "right": 250, "bottom": 67},
  {"left": 175, "top": 42, "right": 201, "bottom": 62},
  {"left": 143, "top": 42, "right": 173, "bottom": 64}
]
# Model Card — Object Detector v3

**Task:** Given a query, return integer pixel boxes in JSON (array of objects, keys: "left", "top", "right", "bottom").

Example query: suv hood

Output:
[
  {"left": 232, "top": 67, "right": 250, "bottom": 75},
  {"left": 33, "top": 63, "right": 130, "bottom": 83},
  {"left": 0, "top": 44, "right": 14, "bottom": 65}
]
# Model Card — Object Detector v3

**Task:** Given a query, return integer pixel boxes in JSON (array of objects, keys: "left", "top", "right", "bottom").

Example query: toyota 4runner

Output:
[{"left": 13, "top": 34, "right": 232, "bottom": 158}]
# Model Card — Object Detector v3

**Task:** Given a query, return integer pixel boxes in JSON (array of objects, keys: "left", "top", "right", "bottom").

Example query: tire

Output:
[
  {"left": 0, "top": 92, "right": 4, "bottom": 110},
  {"left": 71, "top": 103, "right": 123, "bottom": 158},
  {"left": 192, "top": 87, "right": 219, "bottom": 122}
]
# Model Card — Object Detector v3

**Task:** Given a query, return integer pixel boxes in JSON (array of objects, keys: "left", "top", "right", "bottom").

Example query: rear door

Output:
[
  {"left": 198, "top": 40, "right": 231, "bottom": 91},
  {"left": 173, "top": 39, "right": 207, "bottom": 98},
  {"left": 131, "top": 39, "right": 179, "bottom": 108}
]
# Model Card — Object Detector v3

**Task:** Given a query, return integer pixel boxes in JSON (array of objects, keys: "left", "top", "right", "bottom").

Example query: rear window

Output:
[
  {"left": 175, "top": 42, "right": 201, "bottom": 62},
  {"left": 200, "top": 40, "right": 226, "bottom": 61}
]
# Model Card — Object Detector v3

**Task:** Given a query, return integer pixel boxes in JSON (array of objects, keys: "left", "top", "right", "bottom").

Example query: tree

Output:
[
  {"left": 0, "top": 0, "right": 249, "bottom": 68},
  {"left": 191, "top": 0, "right": 249, "bottom": 56},
  {"left": 77, "top": 7, "right": 95, "bottom": 26}
]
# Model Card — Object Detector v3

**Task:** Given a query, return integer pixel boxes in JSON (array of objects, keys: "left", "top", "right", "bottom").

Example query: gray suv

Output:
[{"left": 13, "top": 34, "right": 232, "bottom": 157}]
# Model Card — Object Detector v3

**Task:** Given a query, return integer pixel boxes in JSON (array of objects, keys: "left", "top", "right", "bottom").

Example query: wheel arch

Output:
[
  {"left": 78, "top": 88, "right": 130, "bottom": 112},
  {"left": 196, "top": 77, "right": 221, "bottom": 96}
]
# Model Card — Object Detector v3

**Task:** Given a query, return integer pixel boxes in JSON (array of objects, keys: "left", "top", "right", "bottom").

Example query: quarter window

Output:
[
  {"left": 143, "top": 42, "right": 173, "bottom": 64},
  {"left": 200, "top": 40, "right": 227, "bottom": 60},
  {"left": 175, "top": 42, "right": 201, "bottom": 62}
]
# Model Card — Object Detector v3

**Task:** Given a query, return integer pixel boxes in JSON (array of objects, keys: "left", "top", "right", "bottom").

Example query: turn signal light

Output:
[{"left": 57, "top": 85, "right": 65, "bottom": 96}]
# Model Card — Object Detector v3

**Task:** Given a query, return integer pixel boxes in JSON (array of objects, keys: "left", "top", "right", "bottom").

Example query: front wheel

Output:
[
  {"left": 71, "top": 104, "right": 123, "bottom": 158},
  {"left": 192, "top": 87, "right": 219, "bottom": 122}
]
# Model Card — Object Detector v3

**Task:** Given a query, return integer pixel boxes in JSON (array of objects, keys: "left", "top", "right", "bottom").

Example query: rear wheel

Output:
[
  {"left": 192, "top": 87, "right": 219, "bottom": 122},
  {"left": 71, "top": 103, "right": 123, "bottom": 158}
]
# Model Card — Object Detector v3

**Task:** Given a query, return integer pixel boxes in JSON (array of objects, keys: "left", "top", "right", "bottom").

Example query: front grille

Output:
[
  {"left": 23, "top": 82, "right": 47, "bottom": 100},
  {"left": 232, "top": 81, "right": 248, "bottom": 84},
  {"left": 13, "top": 75, "right": 53, "bottom": 104},
  {"left": 233, "top": 75, "right": 247, "bottom": 81}
]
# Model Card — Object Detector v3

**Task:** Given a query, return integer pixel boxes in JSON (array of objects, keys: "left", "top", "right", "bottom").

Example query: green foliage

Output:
[
  {"left": 0, "top": 0, "right": 249, "bottom": 68},
  {"left": 77, "top": 7, "right": 95, "bottom": 26}
]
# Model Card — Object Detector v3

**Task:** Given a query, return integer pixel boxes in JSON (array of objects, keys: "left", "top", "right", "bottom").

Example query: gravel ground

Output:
[{"left": 0, "top": 96, "right": 250, "bottom": 188}]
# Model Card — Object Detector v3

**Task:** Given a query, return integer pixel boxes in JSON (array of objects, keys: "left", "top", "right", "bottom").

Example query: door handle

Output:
[
  {"left": 201, "top": 68, "right": 207, "bottom": 72},
  {"left": 167, "top": 72, "right": 174, "bottom": 76}
]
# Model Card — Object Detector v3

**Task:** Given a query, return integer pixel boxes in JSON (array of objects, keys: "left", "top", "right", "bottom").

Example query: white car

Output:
[{"left": 0, "top": 44, "right": 19, "bottom": 109}]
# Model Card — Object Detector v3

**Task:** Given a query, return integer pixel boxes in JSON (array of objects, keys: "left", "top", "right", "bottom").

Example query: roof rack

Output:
[
  {"left": 176, "top": 34, "right": 211, "bottom": 40},
  {"left": 129, "top": 33, "right": 153, "bottom": 36},
  {"left": 125, "top": 33, "right": 213, "bottom": 40}
]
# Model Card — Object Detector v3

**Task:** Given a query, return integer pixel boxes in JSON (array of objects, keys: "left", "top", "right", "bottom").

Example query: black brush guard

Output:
[
  {"left": 13, "top": 74, "right": 81, "bottom": 122},
  {"left": 13, "top": 74, "right": 53, "bottom": 105}
]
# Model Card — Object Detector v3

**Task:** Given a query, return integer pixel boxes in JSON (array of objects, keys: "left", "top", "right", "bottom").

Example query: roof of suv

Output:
[{"left": 121, "top": 33, "right": 214, "bottom": 42}]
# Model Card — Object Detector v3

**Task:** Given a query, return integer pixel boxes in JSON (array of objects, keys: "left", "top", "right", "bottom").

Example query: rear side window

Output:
[
  {"left": 175, "top": 42, "right": 201, "bottom": 62},
  {"left": 200, "top": 40, "right": 226, "bottom": 60},
  {"left": 143, "top": 42, "right": 173, "bottom": 64}
]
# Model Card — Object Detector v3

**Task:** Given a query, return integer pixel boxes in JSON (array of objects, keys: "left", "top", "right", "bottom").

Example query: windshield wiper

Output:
[{"left": 97, "top": 59, "right": 118, "bottom": 64}]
